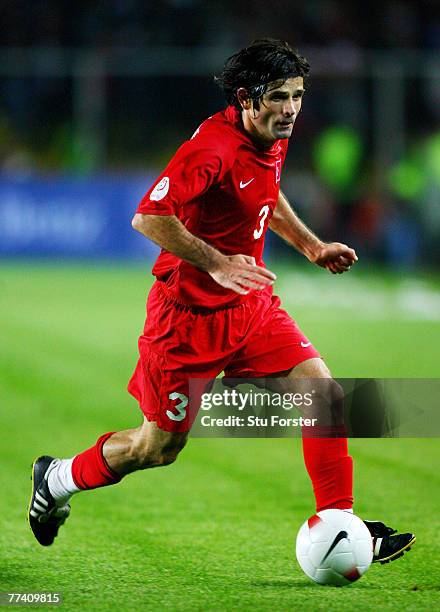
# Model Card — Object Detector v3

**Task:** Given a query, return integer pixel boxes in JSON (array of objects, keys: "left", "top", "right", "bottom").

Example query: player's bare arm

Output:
[
  {"left": 132, "top": 213, "right": 276, "bottom": 294},
  {"left": 269, "top": 190, "right": 358, "bottom": 274}
]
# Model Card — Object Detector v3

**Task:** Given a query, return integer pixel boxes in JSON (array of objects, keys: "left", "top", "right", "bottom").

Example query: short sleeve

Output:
[{"left": 136, "top": 140, "right": 222, "bottom": 215}]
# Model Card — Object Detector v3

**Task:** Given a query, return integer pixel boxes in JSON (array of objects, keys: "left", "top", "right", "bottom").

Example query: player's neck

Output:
[{"left": 240, "top": 111, "right": 276, "bottom": 149}]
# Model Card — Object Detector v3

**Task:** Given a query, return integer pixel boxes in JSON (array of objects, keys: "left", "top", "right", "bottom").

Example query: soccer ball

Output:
[{"left": 296, "top": 509, "right": 373, "bottom": 586}]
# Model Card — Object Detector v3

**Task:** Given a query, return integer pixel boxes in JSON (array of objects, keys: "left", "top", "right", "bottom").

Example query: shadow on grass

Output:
[
  {"left": 252, "top": 578, "right": 429, "bottom": 591},
  {"left": 251, "top": 579, "right": 316, "bottom": 589}
]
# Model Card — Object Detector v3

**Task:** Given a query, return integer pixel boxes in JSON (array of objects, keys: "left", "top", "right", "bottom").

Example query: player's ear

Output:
[{"left": 237, "top": 88, "right": 252, "bottom": 110}]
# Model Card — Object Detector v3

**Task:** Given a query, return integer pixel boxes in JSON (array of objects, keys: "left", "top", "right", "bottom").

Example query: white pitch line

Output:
[{"left": 276, "top": 273, "right": 440, "bottom": 321}]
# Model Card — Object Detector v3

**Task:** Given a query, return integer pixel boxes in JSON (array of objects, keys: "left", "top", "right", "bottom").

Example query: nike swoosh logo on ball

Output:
[{"left": 321, "top": 530, "right": 349, "bottom": 562}]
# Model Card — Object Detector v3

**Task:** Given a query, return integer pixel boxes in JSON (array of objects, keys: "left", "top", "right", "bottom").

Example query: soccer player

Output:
[{"left": 29, "top": 39, "right": 415, "bottom": 563}]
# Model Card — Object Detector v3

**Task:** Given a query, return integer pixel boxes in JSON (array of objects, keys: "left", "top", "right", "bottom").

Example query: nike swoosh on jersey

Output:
[
  {"left": 239, "top": 178, "right": 254, "bottom": 189},
  {"left": 321, "top": 530, "right": 349, "bottom": 563},
  {"left": 300, "top": 341, "right": 312, "bottom": 348}
]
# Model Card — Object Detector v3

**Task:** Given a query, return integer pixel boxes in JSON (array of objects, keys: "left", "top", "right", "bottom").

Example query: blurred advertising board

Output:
[{"left": 0, "top": 174, "right": 160, "bottom": 260}]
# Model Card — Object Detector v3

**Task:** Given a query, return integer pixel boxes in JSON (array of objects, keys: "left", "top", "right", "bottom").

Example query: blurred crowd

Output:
[
  {"left": 2, "top": 0, "right": 440, "bottom": 50},
  {"left": 1, "top": 0, "right": 439, "bottom": 267}
]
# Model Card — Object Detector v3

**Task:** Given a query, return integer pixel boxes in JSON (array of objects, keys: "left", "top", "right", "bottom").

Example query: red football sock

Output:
[
  {"left": 302, "top": 425, "right": 353, "bottom": 512},
  {"left": 71, "top": 432, "right": 121, "bottom": 490}
]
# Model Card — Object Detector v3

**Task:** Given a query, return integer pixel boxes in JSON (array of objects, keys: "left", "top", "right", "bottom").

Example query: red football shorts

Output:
[{"left": 128, "top": 281, "right": 320, "bottom": 432}]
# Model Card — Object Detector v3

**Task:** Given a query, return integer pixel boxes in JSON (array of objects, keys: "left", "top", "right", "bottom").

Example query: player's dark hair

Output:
[{"left": 214, "top": 38, "right": 310, "bottom": 110}]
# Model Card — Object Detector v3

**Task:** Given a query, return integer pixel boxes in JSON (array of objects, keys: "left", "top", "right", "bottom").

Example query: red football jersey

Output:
[{"left": 136, "top": 105, "right": 288, "bottom": 308}]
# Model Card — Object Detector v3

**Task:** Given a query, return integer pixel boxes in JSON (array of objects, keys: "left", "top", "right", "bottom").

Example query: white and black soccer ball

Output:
[{"left": 296, "top": 509, "right": 373, "bottom": 586}]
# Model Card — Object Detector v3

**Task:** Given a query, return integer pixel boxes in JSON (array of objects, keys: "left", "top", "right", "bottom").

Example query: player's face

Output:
[{"left": 241, "top": 77, "right": 305, "bottom": 147}]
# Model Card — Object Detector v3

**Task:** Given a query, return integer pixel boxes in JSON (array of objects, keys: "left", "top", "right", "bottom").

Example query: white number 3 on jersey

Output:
[
  {"left": 166, "top": 392, "right": 188, "bottom": 422},
  {"left": 253, "top": 205, "right": 270, "bottom": 240}
]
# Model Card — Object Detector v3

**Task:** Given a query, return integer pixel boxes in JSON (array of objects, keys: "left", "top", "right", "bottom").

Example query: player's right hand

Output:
[{"left": 208, "top": 254, "right": 276, "bottom": 295}]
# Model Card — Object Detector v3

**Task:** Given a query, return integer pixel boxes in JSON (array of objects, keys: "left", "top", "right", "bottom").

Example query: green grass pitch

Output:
[{"left": 1, "top": 262, "right": 440, "bottom": 610}]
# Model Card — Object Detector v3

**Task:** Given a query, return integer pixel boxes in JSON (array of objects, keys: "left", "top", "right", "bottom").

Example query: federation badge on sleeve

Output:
[{"left": 150, "top": 177, "right": 170, "bottom": 201}]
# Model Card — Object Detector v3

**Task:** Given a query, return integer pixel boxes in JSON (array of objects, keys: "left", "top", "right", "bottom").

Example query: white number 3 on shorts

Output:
[{"left": 166, "top": 392, "right": 188, "bottom": 422}]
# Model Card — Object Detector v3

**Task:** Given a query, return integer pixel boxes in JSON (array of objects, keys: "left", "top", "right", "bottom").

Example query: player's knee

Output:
[
  {"left": 305, "top": 360, "right": 344, "bottom": 406},
  {"left": 324, "top": 378, "right": 345, "bottom": 425},
  {"left": 302, "top": 378, "right": 343, "bottom": 422},
  {"left": 328, "top": 378, "right": 344, "bottom": 403}
]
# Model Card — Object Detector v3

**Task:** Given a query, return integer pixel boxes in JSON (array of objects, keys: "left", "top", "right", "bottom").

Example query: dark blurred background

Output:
[{"left": 1, "top": 0, "right": 440, "bottom": 266}]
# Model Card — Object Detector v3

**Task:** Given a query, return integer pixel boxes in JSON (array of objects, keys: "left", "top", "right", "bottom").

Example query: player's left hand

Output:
[{"left": 311, "top": 242, "right": 358, "bottom": 274}]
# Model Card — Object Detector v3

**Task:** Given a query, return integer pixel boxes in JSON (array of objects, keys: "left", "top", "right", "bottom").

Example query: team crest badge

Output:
[
  {"left": 275, "top": 159, "right": 281, "bottom": 183},
  {"left": 150, "top": 177, "right": 170, "bottom": 201}
]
